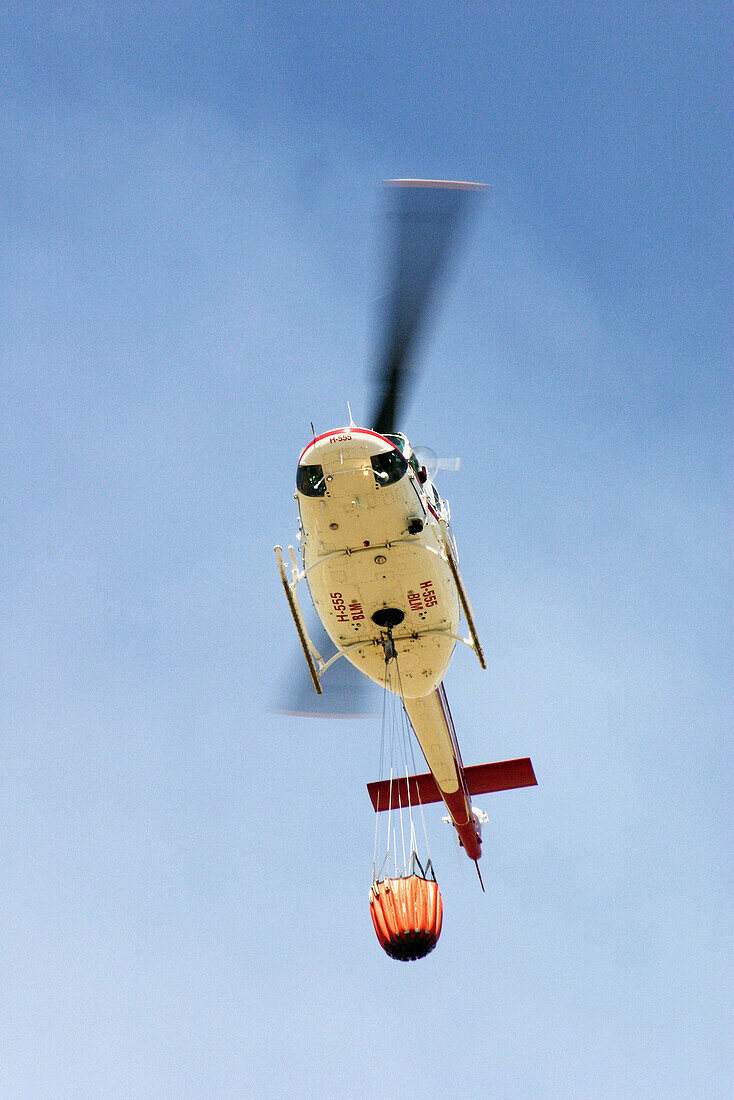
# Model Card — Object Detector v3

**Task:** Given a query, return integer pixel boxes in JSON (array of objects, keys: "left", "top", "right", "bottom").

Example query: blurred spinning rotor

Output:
[{"left": 370, "top": 179, "right": 485, "bottom": 437}]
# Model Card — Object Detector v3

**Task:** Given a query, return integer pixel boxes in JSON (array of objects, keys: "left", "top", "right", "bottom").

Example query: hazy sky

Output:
[{"left": 1, "top": 4, "right": 730, "bottom": 1098}]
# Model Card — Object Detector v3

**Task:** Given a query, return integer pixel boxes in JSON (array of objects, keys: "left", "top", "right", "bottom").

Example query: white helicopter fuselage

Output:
[
  {"left": 296, "top": 427, "right": 460, "bottom": 697},
  {"left": 277, "top": 423, "right": 498, "bottom": 861}
]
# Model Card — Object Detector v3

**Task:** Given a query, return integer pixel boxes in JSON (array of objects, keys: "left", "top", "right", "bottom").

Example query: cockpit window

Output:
[
  {"left": 384, "top": 433, "right": 409, "bottom": 456},
  {"left": 296, "top": 462, "right": 326, "bottom": 497},
  {"left": 383, "top": 433, "right": 420, "bottom": 476},
  {"left": 371, "top": 448, "right": 408, "bottom": 487}
]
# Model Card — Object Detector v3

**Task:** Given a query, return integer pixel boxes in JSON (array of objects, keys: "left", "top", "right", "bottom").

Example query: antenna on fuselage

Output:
[{"left": 347, "top": 402, "right": 356, "bottom": 429}]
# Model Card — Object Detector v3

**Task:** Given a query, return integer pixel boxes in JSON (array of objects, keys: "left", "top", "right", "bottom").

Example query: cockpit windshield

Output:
[
  {"left": 384, "top": 433, "right": 420, "bottom": 477},
  {"left": 296, "top": 462, "right": 326, "bottom": 497},
  {"left": 383, "top": 433, "right": 409, "bottom": 456},
  {"left": 371, "top": 448, "right": 407, "bottom": 486}
]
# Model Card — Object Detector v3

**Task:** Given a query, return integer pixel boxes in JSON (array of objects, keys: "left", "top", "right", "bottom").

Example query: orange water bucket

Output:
[{"left": 369, "top": 873, "right": 443, "bottom": 960}]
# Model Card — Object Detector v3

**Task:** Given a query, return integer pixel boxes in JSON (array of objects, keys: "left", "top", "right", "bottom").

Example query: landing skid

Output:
[
  {"left": 439, "top": 518, "right": 486, "bottom": 669},
  {"left": 275, "top": 545, "right": 323, "bottom": 694}
]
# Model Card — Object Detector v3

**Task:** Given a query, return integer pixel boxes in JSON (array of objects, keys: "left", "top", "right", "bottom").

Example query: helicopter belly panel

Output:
[{"left": 306, "top": 527, "right": 460, "bottom": 699}]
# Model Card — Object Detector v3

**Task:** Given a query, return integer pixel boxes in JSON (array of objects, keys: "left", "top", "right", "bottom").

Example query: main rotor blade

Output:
[{"left": 370, "top": 180, "right": 485, "bottom": 436}]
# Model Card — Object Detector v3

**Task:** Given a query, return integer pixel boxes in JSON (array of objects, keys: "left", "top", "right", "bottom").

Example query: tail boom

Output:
[{"left": 367, "top": 684, "right": 537, "bottom": 862}]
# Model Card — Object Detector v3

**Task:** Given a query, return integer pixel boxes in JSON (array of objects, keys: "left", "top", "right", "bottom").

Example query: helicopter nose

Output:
[
  {"left": 298, "top": 430, "right": 392, "bottom": 503},
  {"left": 304, "top": 429, "right": 388, "bottom": 469}
]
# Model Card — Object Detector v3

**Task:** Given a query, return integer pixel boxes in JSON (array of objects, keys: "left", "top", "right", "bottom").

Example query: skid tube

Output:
[{"left": 274, "top": 545, "right": 323, "bottom": 695}]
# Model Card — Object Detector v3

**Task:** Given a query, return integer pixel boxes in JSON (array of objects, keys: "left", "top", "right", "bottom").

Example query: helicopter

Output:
[{"left": 275, "top": 180, "right": 536, "bottom": 879}]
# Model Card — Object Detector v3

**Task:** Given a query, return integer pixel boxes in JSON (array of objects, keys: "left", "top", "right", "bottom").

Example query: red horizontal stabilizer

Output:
[
  {"left": 367, "top": 770, "right": 441, "bottom": 812},
  {"left": 367, "top": 757, "right": 536, "bottom": 813},
  {"left": 465, "top": 757, "right": 537, "bottom": 797}
]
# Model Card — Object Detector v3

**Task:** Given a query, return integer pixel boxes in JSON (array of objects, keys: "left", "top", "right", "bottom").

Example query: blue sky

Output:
[{"left": 1, "top": 4, "right": 730, "bottom": 1097}]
